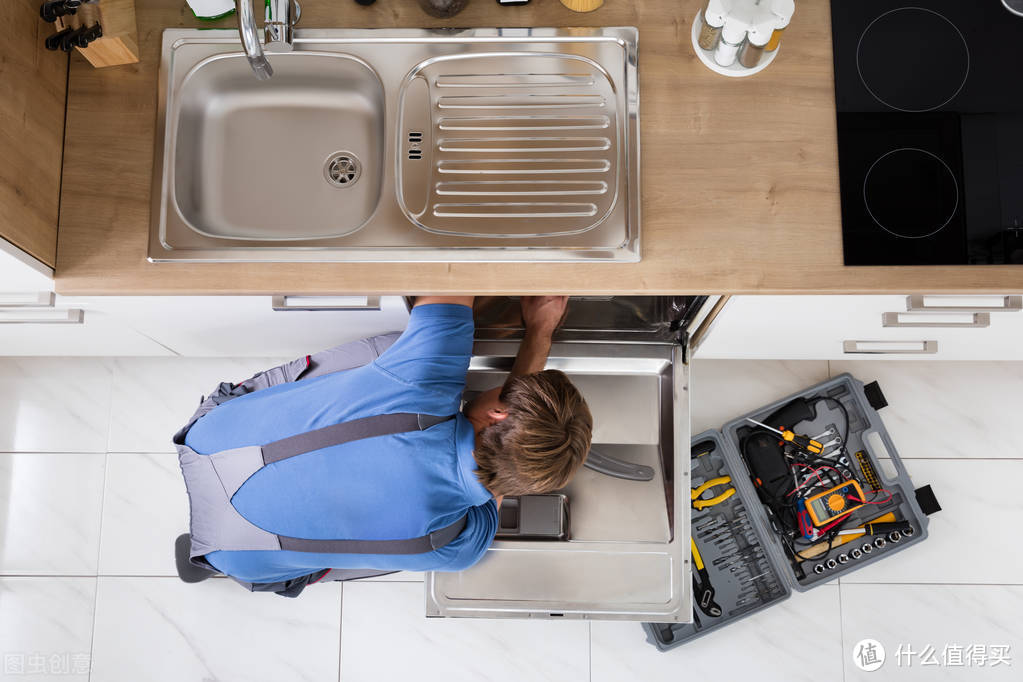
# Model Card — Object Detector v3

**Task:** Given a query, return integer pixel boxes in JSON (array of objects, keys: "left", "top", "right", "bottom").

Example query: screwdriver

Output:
[{"left": 746, "top": 418, "right": 824, "bottom": 455}]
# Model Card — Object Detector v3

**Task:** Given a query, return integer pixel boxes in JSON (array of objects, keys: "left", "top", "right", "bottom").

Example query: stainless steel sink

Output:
[{"left": 150, "top": 28, "right": 640, "bottom": 263}]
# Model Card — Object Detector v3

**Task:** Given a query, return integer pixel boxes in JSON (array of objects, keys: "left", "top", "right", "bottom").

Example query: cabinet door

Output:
[
  {"left": 0, "top": 301, "right": 174, "bottom": 356},
  {"left": 0, "top": 247, "right": 174, "bottom": 356},
  {"left": 696, "top": 295, "right": 1023, "bottom": 360},
  {"left": 0, "top": 239, "right": 53, "bottom": 291},
  {"left": 79, "top": 296, "right": 411, "bottom": 357}
]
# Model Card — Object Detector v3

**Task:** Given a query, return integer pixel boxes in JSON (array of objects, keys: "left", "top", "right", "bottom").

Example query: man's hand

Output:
[
  {"left": 520, "top": 296, "right": 568, "bottom": 339},
  {"left": 508, "top": 297, "right": 569, "bottom": 379}
]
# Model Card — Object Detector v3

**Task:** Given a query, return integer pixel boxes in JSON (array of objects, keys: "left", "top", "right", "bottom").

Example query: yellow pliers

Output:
[{"left": 691, "top": 476, "right": 735, "bottom": 511}]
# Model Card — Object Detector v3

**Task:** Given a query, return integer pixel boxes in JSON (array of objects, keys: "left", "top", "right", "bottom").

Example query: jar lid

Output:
[
  {"left": 771, "top": 0, "right": 795, "bottom": 29},
  {"left": 704, "top": 0, "right": 727, "bottom": 27},
  {"left": 721, "top": 17, "right": 749, "bottom": 45}
]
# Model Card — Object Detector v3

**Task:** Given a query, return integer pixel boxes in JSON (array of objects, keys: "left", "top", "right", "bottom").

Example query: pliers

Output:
[
  {"left": 691, "top": 475, "right": 736, "bottom": 511},
  {"left": 691, "top": 538, "right": 722, "bottom": 618}
]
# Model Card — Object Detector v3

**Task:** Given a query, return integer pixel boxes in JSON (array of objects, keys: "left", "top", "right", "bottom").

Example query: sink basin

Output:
[
  {"left": 173, "top": 52, "right": 384, "bottom": 241},
  {"left": 150, "top": 28, "right": 640, "bottom": 262}
]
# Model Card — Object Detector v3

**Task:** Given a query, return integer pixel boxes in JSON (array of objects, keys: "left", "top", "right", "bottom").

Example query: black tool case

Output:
[{"left": 645, "top": 373, "right": 940, "bottom": 650}]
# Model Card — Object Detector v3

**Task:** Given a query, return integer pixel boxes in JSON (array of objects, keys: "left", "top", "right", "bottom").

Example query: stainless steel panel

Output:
[
  {"left": 150, "top": 28, "right": 640, "bottom": 263},
  {"left": 397, "top": 53, "right": 620, "bottom": 238},
  {"left": 471, "top": 295, "right": 704, "bottom": 343},
  {"left": 426, "top": 339, "right": 691, "bottom": 621}
]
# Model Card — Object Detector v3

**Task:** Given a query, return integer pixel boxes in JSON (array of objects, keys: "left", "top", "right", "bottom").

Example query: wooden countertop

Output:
[{"left": 54, "top": 0, "right": 1023, "bottom": 295}]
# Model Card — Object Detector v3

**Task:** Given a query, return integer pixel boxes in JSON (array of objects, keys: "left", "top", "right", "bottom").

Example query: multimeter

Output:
[{"left": 805, "top": 480, "right": 866, "bottom": 526}]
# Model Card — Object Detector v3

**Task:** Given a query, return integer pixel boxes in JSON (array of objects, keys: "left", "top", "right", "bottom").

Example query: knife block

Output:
[{"left": 55, "top": 0, "right": 139, "bottom": 67}]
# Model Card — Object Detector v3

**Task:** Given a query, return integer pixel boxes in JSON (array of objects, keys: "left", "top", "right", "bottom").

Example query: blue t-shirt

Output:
[{"left": 184, "top": 303, "right": 497, "bottom": 583}]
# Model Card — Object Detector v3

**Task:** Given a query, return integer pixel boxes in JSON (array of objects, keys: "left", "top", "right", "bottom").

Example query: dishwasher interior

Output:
[{"left": 425, "top": 296, "right": 709, "bottom": 621}]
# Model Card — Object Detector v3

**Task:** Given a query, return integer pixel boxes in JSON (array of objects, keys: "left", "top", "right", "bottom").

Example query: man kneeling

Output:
[{"left": 174, "top": 296, "right": 592, "bottom": 594}]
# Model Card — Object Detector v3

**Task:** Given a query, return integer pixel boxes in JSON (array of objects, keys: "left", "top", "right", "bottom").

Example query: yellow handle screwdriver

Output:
[{"left": 746, "top": 418, "right": 825, "bottom": 455}]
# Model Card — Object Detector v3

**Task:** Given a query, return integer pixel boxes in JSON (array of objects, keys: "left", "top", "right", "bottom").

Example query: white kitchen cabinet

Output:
[
  {"left": 1, "top": 240, "right": 175, "bottom": 356},
  {"left": 0, "top": 307, "right": 176, "bottom": 356},
  {"left": 0, "top": 238, "right": 53, "bottom": 291},
  {"left": 71, "top": 295, "right": 411, "bottom": 357},
  {"left": 696, "top": 294, "right": 1023, "bottom": 360}
]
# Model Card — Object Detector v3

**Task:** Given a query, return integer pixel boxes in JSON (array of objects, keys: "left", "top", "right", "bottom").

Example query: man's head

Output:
[{"left": 464, "top": 370, "right": 593, "bottom": 497}]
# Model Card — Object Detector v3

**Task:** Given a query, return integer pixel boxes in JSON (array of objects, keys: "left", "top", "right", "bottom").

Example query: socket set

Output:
[{"left": 646, "top": 374, "right": 939, "bottom": 650}]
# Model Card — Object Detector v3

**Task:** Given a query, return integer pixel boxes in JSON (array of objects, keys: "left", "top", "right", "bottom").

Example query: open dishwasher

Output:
[{"left": 424, "top": 296, "right": 719, "bottom": 623}]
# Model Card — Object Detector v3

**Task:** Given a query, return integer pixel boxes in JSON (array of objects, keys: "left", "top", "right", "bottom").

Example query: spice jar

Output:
[
  {"left": 698, "top": 0, "right": 727, "bottom": 51},
  {"left": 713, "top": 19, "right": 747, "bottom": 68},
  {"left": 739, "top": 22, "right": 772, "bottom": 68},
  {"left": 765, "top": 0, "right": 795, "bottom": 53}
]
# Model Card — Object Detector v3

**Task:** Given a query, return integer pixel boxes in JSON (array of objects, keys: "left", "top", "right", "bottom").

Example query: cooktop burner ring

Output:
[
  {"left": 862, "top": 147, "right": 960, "bottom": 240},
  {"left": 856, "top": 7, "right": 970, "bottom": 113}
]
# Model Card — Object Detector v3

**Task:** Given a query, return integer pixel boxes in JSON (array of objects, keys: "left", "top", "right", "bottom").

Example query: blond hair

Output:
[{"left": 474, "top": 370, "right": 592, "bottom": 496}]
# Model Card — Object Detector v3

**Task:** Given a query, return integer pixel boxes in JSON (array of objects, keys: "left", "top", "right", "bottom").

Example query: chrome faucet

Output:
[{"left": 236, "top": 0, "right": 301, "bottom": 80}]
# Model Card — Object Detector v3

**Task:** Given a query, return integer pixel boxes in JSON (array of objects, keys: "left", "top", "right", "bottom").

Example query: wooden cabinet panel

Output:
[{"left": 0, "top": 0, "right": 68, "bottom": 267}]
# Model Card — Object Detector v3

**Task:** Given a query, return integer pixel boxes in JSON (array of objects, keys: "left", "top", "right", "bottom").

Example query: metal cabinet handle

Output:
[
  {"left": 0, "top": 308, "right": 84, "bottom": 324},
  {"left": 882, "top": 312, "right": 990, "bottom": 329},
  {"left": 271, "top": 295, "right": 381, "bottom": 311},
  {"left": 843, "top": 340, "right": 938, "bottom": 355},
  {"left": 0, "top": 292, "right": 55, "bottom": 308},
  {"left": 906, "top": 295, "right": 1022, "bottom": 313}
]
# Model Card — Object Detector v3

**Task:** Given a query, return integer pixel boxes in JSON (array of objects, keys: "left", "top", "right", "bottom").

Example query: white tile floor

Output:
[{"left": 0, "top": 356, "right": 1020, "bottom": 681}]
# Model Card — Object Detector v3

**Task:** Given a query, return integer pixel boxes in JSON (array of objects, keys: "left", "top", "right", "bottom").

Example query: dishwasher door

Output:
[{"left": 425, "top": 337, "right": 692, "bottom": 622}]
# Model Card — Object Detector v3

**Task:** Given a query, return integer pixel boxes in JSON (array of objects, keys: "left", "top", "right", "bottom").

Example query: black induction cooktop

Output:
[{"left": 831, "top": 1, "right": 1023, "bottom": 265}]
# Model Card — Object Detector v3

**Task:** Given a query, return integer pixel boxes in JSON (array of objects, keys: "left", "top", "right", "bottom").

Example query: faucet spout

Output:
[{"left": 236, "top": 0, "right": 301, "bottom": 80}]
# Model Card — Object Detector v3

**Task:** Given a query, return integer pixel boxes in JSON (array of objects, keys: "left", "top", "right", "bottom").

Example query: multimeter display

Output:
[{"left": 805, "top": 480, "right": 866, "bottom": 526}]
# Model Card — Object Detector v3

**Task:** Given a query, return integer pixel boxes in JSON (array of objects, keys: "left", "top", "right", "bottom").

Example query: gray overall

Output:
[{"left": 173, "top": 333, "right": 467, "bottom": 595}]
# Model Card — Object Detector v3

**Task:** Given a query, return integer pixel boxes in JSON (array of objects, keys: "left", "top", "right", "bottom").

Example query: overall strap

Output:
[
  {"left": 278, "top": 515, "right": 468, "bottom": 555},
  {"left": 262, "top": 413, "right": 453, "bottom": 464},
  {"left": 179, "top": 413, "right": 465, "bottom": 564},
  {"left": 255, "top": 412, "right": 463, "bottom": 555}
]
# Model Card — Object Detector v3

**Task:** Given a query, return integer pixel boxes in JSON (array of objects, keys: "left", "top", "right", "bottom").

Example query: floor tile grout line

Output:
[
  {"left": 0, "top": 451, "right": 178, "bottom": 456},
  {"left": 95, "top": 452, "right": 110, "bottom": 577},
  {"left": 86, "top": 444, "right": 112, "bottom": 682},
  {"left": 104, "top": 359, "right": 116, "bottom": 458},
  {"left": 8, "top": 452, "right": 1023, "bottom": 462},
  {"left": 87, "top": 574, "right": 101, "bottom": 682},
  {"left": 5, "top": 576, "right": 1022, "bottom": 587}
]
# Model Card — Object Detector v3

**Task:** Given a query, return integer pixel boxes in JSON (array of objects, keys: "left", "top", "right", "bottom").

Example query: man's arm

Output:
[
  {"left": 508, "top": 296, "right": 569, "bottom": 379},
  {"left": 413, "top": 296, "right": 474, "bottom": 309}
]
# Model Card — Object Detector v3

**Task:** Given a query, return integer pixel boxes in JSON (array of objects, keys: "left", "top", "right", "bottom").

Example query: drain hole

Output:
[
  {"left": 324, "top": 152, "right": 361, "bottom": 188},
  {"left": 408, "top": 131, "right": 424, "bottom": 160}
]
